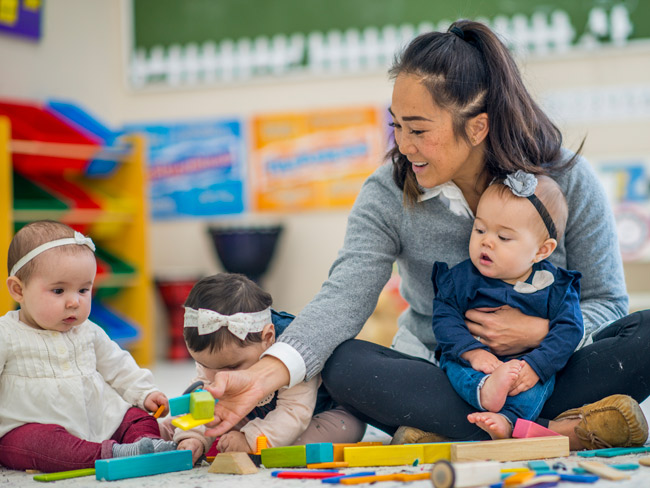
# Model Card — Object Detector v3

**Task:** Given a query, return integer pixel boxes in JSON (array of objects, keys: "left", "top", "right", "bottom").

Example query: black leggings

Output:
[{"left": 321, "top": 310, "right": 650, "bottom": 441}]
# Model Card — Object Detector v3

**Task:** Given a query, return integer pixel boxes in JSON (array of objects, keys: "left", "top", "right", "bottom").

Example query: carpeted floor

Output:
[{"left": 1, "top": 360, "right": 649, "bottom": 487}]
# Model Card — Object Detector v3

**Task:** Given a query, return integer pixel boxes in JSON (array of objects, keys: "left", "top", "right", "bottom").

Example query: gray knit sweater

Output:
[{"left": 280, "top": 154, "right": 629, "bottom": 380}]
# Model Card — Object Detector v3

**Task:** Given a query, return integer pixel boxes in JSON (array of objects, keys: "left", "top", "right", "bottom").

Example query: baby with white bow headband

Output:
[
  {"left": 167, "top": 273, "right": 366, "bottom": 464},
  {"left": 0, "top": 220, "right": 175, "bottom": 473}
]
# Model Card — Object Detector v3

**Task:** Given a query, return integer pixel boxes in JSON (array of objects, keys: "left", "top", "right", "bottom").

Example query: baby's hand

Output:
[
  {"left": 508, "top": 361, "right": 540, "bottom": 395},
  {"left": 461, "top": 349, "right": 502, "bottom": 374},
  {"left": 178, "top": 438, "right": 204, "bottom": 464},
  {"left": 144, "top": 391, "right": 169, "bottom": 417},
  {"left": 217, "top": 431, "right": 252, "bottom": 453}
]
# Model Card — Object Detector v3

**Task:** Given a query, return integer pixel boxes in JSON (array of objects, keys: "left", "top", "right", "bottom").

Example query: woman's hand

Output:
[
  {"left": 204, "top": 356, "right": 290, "bottom": 437},
  {"left": 465, "top": 305, "right": 549, "bottom": 356},
  {"left": 177, "top": 438, "right": 204, "bottom": 464},
  {"left": 143, "top": 391, "right": 169, "bottom": 417},
  {"left": 217, "top": 431, "right": 252, "bottom": 453}
]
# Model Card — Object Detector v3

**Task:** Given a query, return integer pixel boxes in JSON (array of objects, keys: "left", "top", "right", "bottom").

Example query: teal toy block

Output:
[
  {"left": 261, "top": 445, "right": 307, "bottom": 468},
  {"left": 190, "top": 389, "right": 215, "bottom": 420},
  {"left": 306, "top": 443, "right": 334, "bottom": 464},
  {"left": 169, "top": 393, "right": 191, "bottom": 416},
  {"left": 95, "top": 450, "right": 192, "bottom": 481},
  {"left": 528, "top": 460, "right": 552, "bottom": 474}
]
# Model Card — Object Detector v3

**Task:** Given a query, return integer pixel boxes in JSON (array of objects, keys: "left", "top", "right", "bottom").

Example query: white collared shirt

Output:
[{"left": 419, "top": 181, "right": 474, "bottom": 218}]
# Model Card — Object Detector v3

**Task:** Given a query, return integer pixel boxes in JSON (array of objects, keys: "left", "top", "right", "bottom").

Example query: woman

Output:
[{"left": 205, "top": 20, "right": 650, "bottom": 450}]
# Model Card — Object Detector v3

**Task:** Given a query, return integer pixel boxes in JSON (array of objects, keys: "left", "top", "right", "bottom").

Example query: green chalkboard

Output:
[{"left": 132, "top": 0, "right": 650, "bottom": 50}]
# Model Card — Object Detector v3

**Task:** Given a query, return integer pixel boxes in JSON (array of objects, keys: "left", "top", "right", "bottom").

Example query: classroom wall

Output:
[{"left": 2, "top": 1, "right": 650, "bottom": 357}]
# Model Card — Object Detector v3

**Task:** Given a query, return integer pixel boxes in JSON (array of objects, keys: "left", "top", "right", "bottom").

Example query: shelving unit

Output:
[{"left": 0, "top": 102, "right": 154, "bottom": 366}]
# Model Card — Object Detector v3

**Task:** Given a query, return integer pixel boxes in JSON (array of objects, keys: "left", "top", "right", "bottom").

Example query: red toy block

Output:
[{"left": 512, "top": 419, "right": 560, "bottom": 439}]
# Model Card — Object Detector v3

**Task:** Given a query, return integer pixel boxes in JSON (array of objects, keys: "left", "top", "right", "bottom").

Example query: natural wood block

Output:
[
  {"left": 344, "top": 444, "right": 424, "bottom": 467},
  {"left": 578, "top": 461, "right": 631, "bottom": 480},
  {"left": 451, "top": 436, "right": 569, "bottom": 462},
  {"left": 208, "top": 452, "right": 258, "bottom": 475},
  {"left": 431, "top": 460, "right": 501, "bottom": 488}
]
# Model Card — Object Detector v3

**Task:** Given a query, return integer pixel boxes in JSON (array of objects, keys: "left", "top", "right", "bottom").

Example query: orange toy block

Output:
[{"left": 512, "top": 419, "right": 560, "bottom": 439}]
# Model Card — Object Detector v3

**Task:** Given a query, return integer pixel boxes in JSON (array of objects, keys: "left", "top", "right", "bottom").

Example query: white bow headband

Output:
[
  {"left": 10, "top": 231, "right": 96, "bottom": 277},
  {"left": 184, "top": 306, "right": 271, "bottom": 340}
]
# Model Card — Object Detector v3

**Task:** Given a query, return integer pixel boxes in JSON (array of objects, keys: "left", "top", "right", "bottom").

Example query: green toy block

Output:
[
  {"left": 190, "top": 390, "right": 215, "bottom": 420},
  {"left": 306, "top": 443, "right": 334, "bottom": 464},
  {"left": 95, "top": 450, "right": 192, "bottom": 481},
  {"left": 261, "top": 445, "right": 307, "bottom": 468}
]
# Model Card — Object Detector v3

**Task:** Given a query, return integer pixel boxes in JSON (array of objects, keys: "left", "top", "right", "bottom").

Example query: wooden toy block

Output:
[
  {"left": 421, "top": 442, "right": 452, "bottom": 463},
  {"left": 208, "top": 452, "right": 258, "bottom": 475},
  {"left": 573, "top": 462, "right": 638, "bottom": 474},
  {"left": 640, "top": 456, "right": 650, "bottom": 467},
  {"left": 503, "top": 471, "right": 536, "bottom": 485},
  {"left": 344, "top": 444, "right": 424, "bottom": 467},
  {"left": 190, "top": 390, "right": 215, "bottom": 420},
  {"left": 332, "top": 442, "right": 383, "bottom": 462},
  {"left": 578, "top": 461, "right": 631, "bottom": 480},
  {"left": 308, "top": 461, "right": 349, "bottom": 469},
  {"left": 431, "top": 460, "right": 501, "bottom": 488},
  {"left": 95, "top": 450, "right": 192, "bottom": 481},
  {"left": 306, "top": 442, "right": 334, "bottom": 464},
  {"left": 321, "top": 471, "right": 377, "bottom": 484},
  {"left": 171, "top": 412, "right": 214, "bottom": 430},
  {"left": 527, "top": 460, "right": 552, "bottom": 474},
  {"left": 33, "top": 468, "right": 95, "bottom": 482},
  {"left": 512, "top": 419, "right": 560, "bottom": 438},
  {"left": 260, "top": 445, "right": 307, "bottom": 468},
  {"left": 450, "top": 436, "right": 569, "bottom": 462},
  {"left": 152, "top": 404, "right": 165, "bottom": 419},
  {"left": 168, "top": 393, "right": 191, "bottom": 416},
  {"left": 274, "top": 471, "right": 342, "bottom": 479},
  {"left": 339, "top": 472, "right": 431, "bottom": 484},
  {"left": 577, "top": 445, "right": 650, "bottom": 458}
]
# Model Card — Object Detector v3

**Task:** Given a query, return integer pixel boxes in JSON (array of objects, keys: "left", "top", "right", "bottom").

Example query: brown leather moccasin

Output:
[
  {"left": 390, "top": 425, "right": 450, "bottom": 445},
  {"left": 553, "top": 394, "right": 649, "bottom": 450}
]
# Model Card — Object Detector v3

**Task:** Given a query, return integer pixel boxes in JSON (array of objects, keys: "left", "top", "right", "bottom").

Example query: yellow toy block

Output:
[
  {"left": 344, "top": 444, "right": 424, "bottom": 467},
  {"left": 190, "top": 390, "right": 215, "bottom": 420},
  {"left": 421, "top": 442, "right": 452, "bottom": 463},
  {"left": 171, "top": 413, "right": 214, "bottom": 430},
  {"left": 332, "top": 442, "right": 383, "bottom": 462}
]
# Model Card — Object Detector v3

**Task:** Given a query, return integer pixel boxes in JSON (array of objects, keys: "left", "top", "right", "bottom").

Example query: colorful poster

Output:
[
  {"left": 250, "top": 107, "right": 386, "bottom": 211},
  {"left": 595, "top": 158, "right": 650, "bottom": 261},
  {"left": 124, "top": 118, "right": 245, "bottom": 219},
  {"left": 0, "top": 0, "right": 41, "bottom": 40}
]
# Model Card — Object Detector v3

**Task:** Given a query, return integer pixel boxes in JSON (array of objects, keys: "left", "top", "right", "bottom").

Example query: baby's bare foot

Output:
[
  {"left": 480, "top": 360, "right": 521, "bottom": 412},
  {"left": 468, "top": 412, "right": 513, "bottom": 439}
]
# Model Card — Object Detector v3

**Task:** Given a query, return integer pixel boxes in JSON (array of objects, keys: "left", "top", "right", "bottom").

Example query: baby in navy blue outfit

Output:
[{"left": 432, "top": 171, "right": 583, "bottom": 439}]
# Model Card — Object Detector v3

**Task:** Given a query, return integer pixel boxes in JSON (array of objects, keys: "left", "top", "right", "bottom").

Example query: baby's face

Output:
[
  {"left": 469, "top": 189, "right": 547, "bottom": 284},
  {"left": 18, "top": 249, "right": 96, "bottom": 332},
  {"left": 190, "top": 340, "right": 268, "bottom": 372}
]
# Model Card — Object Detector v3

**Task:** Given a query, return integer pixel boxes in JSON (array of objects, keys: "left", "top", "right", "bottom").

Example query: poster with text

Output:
[
  {"left": 250, "top": 107, "right": 386, "bottom": 211},
  {"left": 124, "top": 118, "right": 245, "bottom": 219}
]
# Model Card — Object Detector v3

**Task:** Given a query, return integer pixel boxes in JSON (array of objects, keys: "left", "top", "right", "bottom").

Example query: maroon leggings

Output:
[{"left": 0, "top": 407, "right": 161, "bottom": 473}]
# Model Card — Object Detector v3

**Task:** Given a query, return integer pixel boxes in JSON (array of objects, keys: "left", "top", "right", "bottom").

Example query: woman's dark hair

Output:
[
  {"left": 389, "top": 19, "right": 581, "bottom": 205},
  {"left": 183, "top": 273, "right": 273, "bottom": 353}
]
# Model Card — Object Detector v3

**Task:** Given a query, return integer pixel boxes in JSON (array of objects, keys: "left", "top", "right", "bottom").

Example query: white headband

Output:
[
  {"left": 10, "top": 231, "right": 96, "bottom": 277},
  {"left": 184, "top": 306, "right": 271, "bottom": 340}
]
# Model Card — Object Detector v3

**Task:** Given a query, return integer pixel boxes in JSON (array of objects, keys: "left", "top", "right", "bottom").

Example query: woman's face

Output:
[{"left": 390, "top": 73, "right": 483, "bottom": 190}]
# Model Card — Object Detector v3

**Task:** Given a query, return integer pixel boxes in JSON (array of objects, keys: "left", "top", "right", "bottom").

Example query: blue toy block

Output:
[
  {"left": 95, "top": 450, "right": 192, "bottom": 481},
  {"left": 306, "top": 443, "right": 334, "bottom": 464},
  {"left": 169, "top": 393, "right": 191, "bottom": 416}
]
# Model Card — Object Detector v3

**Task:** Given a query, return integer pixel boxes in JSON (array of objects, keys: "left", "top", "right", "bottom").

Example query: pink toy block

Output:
[{"left": 512, "top": 419, "right": 560, "bottom": 438}]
